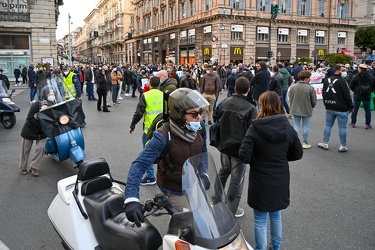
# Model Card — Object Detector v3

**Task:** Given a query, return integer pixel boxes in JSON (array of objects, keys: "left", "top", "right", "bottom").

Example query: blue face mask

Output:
[{"left": 186, "top": 121, "right": 200, "bottom": 132}]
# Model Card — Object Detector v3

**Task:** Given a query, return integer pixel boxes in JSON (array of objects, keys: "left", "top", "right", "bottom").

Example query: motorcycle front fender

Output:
[{"left": 70, "top": 146, "right": 86, "bottom": 163}]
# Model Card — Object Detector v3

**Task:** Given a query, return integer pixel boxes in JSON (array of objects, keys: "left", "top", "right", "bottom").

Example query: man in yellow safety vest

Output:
[
  {"left": 129, "top": 76, "right": 163, "bottom": 185},
  {"left": 62, "top": 65, "right": 81, "bottom": 99}
]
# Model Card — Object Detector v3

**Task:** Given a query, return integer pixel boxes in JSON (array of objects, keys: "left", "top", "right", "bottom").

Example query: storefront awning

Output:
[{"left": 341, "top": 50, "right": 357, "bottom": 62}]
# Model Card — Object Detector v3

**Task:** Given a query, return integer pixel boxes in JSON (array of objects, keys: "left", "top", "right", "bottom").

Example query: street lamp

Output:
[{"left": 68, "top": 13, "right": 72, "bottom": 66}]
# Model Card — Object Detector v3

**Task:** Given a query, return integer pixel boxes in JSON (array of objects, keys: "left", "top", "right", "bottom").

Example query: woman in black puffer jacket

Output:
[{"left": 19, "top": 101, "right": 46, "bottom": 176}]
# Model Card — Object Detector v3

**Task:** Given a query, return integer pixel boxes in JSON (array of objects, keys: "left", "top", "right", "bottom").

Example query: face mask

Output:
[
  {"left": 39, "top": 70, "right": 43, "bottom": 73},
  {"left": 186, "top": 121, "right": 200, "bottom": 132},
  {"left": 113, "top": 69, "right": 117, "bottom": 72},
  {"left": 63, "top": 71, "right": 69, "bottom": 76},
  {"left": 206, "top": 70, "right": 210, "bottom": 74},
  {"left": 91, "top": 67, "right": 94, "bottom": 70},
  {"left": 47, "top": 95, "right": 56, "bottom": 102},
  {"left": 341, "top": 72, "right": 347, "bottom": 78}
]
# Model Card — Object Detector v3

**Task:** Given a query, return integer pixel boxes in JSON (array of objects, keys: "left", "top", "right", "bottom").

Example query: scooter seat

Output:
[
  {"left": 77, "top": 157, "right": 110, "bottom": 181},
  {"left": 83, "top": 188, "right": 162, "bottom": 250}
]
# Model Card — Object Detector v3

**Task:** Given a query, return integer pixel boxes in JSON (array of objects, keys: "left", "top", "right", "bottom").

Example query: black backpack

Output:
[{"left": 357, "top": 74, "right": 372, "bottom": 97}]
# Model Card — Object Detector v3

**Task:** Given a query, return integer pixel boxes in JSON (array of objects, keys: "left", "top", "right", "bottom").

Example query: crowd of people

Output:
[{"left": 12, "top": 59, "right": 375, "bottom": 250}]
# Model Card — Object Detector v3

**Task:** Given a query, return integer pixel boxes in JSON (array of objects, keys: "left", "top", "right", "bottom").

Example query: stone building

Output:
[
  {"left": 0, "top": 0, "right": 62, "bottom": 79},
  {"left": 63, "top": 0, "right": 373, "bottom": 66},
  {"left": 127, "top": 0, "right": 360, "bottom": 66}
]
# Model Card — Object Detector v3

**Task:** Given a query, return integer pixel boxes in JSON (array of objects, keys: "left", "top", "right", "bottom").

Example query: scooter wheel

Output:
[{"left": 2, "top": 113, "right": 16, "bottom": 129}]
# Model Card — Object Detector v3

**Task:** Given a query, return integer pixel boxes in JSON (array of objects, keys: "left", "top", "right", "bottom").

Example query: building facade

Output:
[
  {"left": 64, "top": 0, "right": 373, "bottom": 66},
  {"left": 127, "top": 0, "right": 359, "bottom": 66},
  {"left": 0, "top": 0, "right": 62, "bottom": 79}
]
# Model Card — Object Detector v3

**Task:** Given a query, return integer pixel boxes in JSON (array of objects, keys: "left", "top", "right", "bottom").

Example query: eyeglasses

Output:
[{"left": 185, "top": 109, "right": 203, "bottom": 118}]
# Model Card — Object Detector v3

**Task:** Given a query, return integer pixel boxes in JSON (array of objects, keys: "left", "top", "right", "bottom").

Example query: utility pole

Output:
[
  {"left": 267, "top": 4, "right": 279, "bottom": 61},
  {"left": 68, "top": 13, "right": 72, "bottom": 66}
]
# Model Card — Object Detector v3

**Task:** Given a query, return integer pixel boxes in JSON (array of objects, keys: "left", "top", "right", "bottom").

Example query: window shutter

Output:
[
  {"left": 307, "top": 0, "right": 311, "bottom": 16},
  {"left": 240, "top": 0, "right": 245, "bottom": 9},
  {"left": 298, "top": 0, "right": 301, "bottom": 15}
]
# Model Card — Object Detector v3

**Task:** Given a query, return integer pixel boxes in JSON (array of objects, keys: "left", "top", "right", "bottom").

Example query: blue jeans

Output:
[
  {"left": 30, "top": 87, "right": 37, "bottom": 102},
  {"left": 293, "top": 116, "right": 311, "bottom": 143},
  {"left": 323, "top": 109, "right": 349, "bottom": 146},
  {"left": 219, "top": 153, "right": 246, "bottom": 214},
  {"left": 253, "top": 209, "right": 282, "bottom": 250},
  {"left": 112, "top": 84, "right": 120, "bottom": 103},
  {"left": 351, "top": 95, "right": 371, "bottom": 126},
  {"left": 142, "top": 132, "right": 155, "bottom": 178},
  {"left": 281, "top": 90, "right": 290, "bottom": 114},
  {"left": 87, "top": 82, "right": 95, "bottom": 100}
]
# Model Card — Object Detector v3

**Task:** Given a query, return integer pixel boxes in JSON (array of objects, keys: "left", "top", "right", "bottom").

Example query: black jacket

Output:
[
  {"left": 96, "top": 73, "right": 107, "bottom": 92},
  {"left": 250, "top": 68, "right": 270, "bottom": 101},
  {"left": 349, "top": 71, "right": 375, "bottom": 97},
  {"left": 269, "top": 72, "right": 283, "bottom": 96},
  {"left": 21, "top": 102, "right": 46, "bottom": 141},
  {"left": 216, "top": 94, "right": 257, "bottom": 158},
  {"left": 28, "top": 66, "right": 36, "bottom": 87},
  {"left": 180, "top": 76, "right": 196, "bottom": 89},
  {"left": 239, "top": 114, "right": 303, "bottom": 212},
  {"left": 323, "top": 74, "right": 354, "bottom": 112}
]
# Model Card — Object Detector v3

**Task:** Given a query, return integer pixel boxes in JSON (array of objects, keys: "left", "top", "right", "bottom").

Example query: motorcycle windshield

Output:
[
  {"left": 176, "top": 152, "right": 240, "bottom": 248},
  {"left": 37, "top": 98, "right": 85, "bottom": 138}
]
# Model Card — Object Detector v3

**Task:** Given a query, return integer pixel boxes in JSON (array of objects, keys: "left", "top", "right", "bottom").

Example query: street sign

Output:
[
  {"left": 277, "top": 51, "right": 281, "bottom": 57},
  {"left": 312, "top": 51, "right": 317, "bottom": 57},
  {"left": 221, "top": 44, "right": 228, "bottom": 48}
]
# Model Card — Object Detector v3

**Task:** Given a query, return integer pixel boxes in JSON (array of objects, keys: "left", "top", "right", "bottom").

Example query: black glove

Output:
[
  {"left": 200, "top": 173, "right": 211, "bottom": 190},
  {"left": 125, "top": 202, "right": 145, "bottom": 227}
]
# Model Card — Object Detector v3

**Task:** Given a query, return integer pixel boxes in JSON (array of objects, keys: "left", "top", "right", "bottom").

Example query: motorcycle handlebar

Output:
[{"left": 144, "top": 194, "right": 179, "bottom": 216}]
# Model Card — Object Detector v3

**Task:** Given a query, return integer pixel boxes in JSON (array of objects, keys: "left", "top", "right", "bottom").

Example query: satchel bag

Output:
[{"left": 209, "top": 121, "right": 220, "bottom": 147}]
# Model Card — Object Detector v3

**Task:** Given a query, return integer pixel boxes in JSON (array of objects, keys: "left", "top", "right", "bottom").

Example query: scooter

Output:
[
  {"left": 38, "top": 96, "right": 86, "bottom": 167},
  {"left": 0, "top": 80, "right": 20, "bottom": 129},
  {"left": 47, "top": 153, "right": 254, "bottom": 250}
]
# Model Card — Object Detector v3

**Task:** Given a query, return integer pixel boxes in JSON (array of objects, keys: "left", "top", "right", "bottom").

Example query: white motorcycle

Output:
[{"left": 48, "top": 153, "right": 253, "bottom": 250}]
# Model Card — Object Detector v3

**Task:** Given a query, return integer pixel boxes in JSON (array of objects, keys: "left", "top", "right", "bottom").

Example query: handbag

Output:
[{"left": 209, "top": 121, "right": 220, "bottom": 147}]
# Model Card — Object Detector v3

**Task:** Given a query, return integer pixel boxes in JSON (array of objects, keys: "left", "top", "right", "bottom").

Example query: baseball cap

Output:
[{"left": 242, "top": 65, "right": 250, "bottom": 71}]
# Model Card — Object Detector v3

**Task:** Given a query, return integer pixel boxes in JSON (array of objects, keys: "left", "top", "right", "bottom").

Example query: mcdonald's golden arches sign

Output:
[
  {"left": 230, "top": 46, "right": 243, "bottom": 60},
  {"left": 318, "top": 49, "right": 325, "bottom": 56},
  {"left": 203, "top": 47, "right": 211, "bottom": 56}
]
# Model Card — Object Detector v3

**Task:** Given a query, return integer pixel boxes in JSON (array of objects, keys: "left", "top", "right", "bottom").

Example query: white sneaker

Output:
[
  {"left": 338, "top": 145, "right": 348, "bottom": 152},
  {"left": 117, "top": 96, "right": 123, "bottom": 100},
  {"left": 302, "top": 143, "right": 312, "bottom": 149},
  {"left": 124, "top": 93, "right": 130, "bottom": 97},
  {"left": 318, "top": 142, "right": 329, "bottom": 150},
  {"left": 235, "top": 207, "right": 245, "bottom": 218}
]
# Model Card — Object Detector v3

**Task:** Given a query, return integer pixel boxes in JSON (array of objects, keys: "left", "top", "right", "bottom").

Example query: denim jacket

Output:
[{"left": 124, "top": 120, "right": 207, "bottom": 204}]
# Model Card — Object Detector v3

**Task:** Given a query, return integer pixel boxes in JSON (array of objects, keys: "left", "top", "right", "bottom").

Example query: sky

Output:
[{"left": 56, "top": 0, "right": 100, "bottom": 40}]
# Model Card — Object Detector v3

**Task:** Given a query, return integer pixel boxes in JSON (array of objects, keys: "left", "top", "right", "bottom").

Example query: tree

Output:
[
  {"left": 355, "top": 26, "right": 375, "bottom": 53},
  {"left": 294, "top": 57, "right": 312, "bottom": 65},
  {"left": 323, "top": 53, "right": 352, "bottom": 66}
]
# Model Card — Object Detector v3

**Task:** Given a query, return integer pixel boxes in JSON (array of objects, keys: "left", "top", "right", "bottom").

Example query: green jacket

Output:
[{"left": 279, "top": 68, "right": 292, "bottom": 90}]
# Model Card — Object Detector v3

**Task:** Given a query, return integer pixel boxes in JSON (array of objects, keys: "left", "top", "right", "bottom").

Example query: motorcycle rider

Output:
[{"left": 124, "top": 88, "right": 209, "bottom": 227}]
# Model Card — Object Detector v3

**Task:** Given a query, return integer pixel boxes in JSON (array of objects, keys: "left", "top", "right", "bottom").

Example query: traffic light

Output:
[
  {"left": 271, "top": 4, "right": 279, "bottom": 18},
  {"left": 266, "top": 50, "right": 273, "bottom": 58}
]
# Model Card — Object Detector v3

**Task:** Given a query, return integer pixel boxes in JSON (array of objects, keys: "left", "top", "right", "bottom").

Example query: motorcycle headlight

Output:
[{"left": 59, "top": 115, "right": 70, "bottom": 125}]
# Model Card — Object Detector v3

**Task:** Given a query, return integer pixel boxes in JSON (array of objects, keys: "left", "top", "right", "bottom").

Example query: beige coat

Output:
[{"left": 111, "top": 71, "right": 122, "bottom": 85}]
